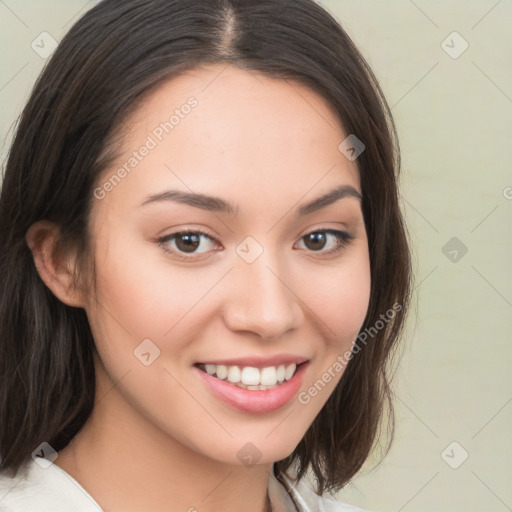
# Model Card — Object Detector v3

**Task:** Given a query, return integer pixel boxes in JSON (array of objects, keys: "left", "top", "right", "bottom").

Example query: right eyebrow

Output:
[{"left": 140, "top": 190, "right": 239, "bottom": 216}]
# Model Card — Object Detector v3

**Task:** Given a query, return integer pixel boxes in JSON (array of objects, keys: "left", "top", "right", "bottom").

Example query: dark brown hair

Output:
[{"left": 0, "top": 0, "right": 412, "bottom": 495}]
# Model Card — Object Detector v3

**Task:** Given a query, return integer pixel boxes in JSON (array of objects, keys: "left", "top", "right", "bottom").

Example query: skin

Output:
[{"left": 26, "top": 63, "right": 371, "bottom": 512}]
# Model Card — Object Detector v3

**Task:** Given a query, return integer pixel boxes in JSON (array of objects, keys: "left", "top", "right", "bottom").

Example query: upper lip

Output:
[{"left": 195, "top": 354, "right": 309, "bottom": 367}]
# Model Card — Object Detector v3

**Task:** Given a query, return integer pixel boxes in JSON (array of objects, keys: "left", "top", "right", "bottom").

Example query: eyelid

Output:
[
  {"left": 294, "top": 228, "right": 354, "bottom": 254},
  {"left": 157, "top": 228, "right": 220, "bottom": 260}
]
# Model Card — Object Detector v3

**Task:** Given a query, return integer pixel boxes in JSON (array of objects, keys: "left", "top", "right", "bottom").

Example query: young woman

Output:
[{"left": 0, "top": 1, "right": 412, "bottom": 510}]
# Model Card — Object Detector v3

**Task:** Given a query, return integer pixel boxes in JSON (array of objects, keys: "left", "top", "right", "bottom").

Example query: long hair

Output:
[{"left": 0, "top": 0, "right": 412, "bottom": 494}]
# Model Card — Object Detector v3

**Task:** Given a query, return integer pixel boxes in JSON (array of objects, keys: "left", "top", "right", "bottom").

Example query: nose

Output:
[{"left": 222, "top": 253, "right": 304, "bottom": 340}]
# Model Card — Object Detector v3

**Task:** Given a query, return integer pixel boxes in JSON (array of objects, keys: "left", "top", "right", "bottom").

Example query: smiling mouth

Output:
[{"left": 194, "top": 361, "right": 307, "bottom": 390}]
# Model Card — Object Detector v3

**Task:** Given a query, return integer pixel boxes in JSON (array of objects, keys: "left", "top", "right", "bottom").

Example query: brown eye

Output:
[
  {"left": 158, "top": 230, "right": 218, "bottom": 257},
  {"left": 304, "top": 232, "right": 328, "bottom": 251},
  {"left": 297, "top": 229, "right": 354, "bottom": 254},
  {"left": 175, "top": 232, "right": 201, "bottom": 253}
]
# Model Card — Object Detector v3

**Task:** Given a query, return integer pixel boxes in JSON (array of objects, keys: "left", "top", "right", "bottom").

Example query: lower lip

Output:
[{"left": 194, "top": 363, "right": 308, "bottom": 413}]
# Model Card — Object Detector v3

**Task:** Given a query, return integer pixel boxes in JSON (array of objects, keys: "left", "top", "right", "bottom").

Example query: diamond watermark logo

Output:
[
  {"left": 237, "top": 442, "right": 262, "bottom": 466},
  {"left": 441, "top": 31, "right": 469, "bottom": 59},
  {"left": 236, "top": 236, "right": 264, "bottom": 264},
  {"left": 442, "top": 237, "right": 468, "bottom": 263},
  {"left": 134, "top": 338, "right": 161, "bottom": 366},
  {"left": 31, "top": 32, "right": 58, "bottom": 59},
  {"left": 338, "top": 134, "right": 365, "bottom": 161},
  {"left": 31, "top": 442, "right": 58, "bottom": 469},
  {"left": 441, "top": 441, "right": 469, "bottom": 469}
]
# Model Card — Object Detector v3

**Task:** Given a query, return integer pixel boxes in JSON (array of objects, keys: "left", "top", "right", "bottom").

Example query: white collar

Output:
[{"left": 1, "top": 458, "right": 365, "bottom": 511}]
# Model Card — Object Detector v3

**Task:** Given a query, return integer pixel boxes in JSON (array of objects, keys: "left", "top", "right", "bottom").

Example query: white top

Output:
[{"left": 0, "top": 458, "right": 368, "bottom": 512}]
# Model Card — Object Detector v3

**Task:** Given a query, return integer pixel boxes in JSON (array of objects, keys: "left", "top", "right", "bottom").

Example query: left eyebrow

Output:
[
  {"left": 139, "top": 184, "right": 362, "bottom": 216},
  {"left": 296, "top": 185, "right": 362, "bottom": 216}
]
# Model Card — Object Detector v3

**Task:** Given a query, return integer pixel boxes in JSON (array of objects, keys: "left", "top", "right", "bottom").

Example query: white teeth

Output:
[
  {"left": 200, "top": 362, "right": 298, "bottom": 387},
  {"left": 241, "top": 367, "right": 260, "bottom": 385},
  {"left": 227, "top": 365, "right": 241, "bottom": 383},
  {"left": 215, "top": 364, "right": 228, "bottom": 380},
  {"left": 284, "top": 363, "right": 296, "bottom": 381},
  {"left": 260, "top": 366, "right": 277, "bottom": 386},
  {"left": 205, "top": 364, "right": 216, "bottom": 375}
]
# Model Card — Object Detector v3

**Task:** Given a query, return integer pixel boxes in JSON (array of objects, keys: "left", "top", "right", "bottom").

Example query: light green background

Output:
[{"left": 1, "top": 1, "right": 511, "bottom": 511}]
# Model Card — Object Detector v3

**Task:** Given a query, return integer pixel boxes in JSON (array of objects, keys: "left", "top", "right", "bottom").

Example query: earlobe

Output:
[{"left": 25, "top": 220, "right": 86, "bottom": 308}]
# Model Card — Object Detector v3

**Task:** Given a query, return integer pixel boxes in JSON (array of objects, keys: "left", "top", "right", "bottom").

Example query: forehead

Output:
[
  {"left": 131, "top": 63, "right": 344, "bottom": 136},
  {"left": 94, "top": 64, "right": 361, "bottom": 215}
]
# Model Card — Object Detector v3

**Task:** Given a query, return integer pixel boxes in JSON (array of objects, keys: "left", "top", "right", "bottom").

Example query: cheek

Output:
[
  {"left": 85, "top": 232, "right": 214, "bottom": 357},
  {"left": 301, "top": 250, "right": 371, "bottom": 348},
  {"left": 293, "top": 251, "right": 370, "bottom": 411}
]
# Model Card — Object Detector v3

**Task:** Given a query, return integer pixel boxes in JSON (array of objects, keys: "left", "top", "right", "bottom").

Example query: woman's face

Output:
[{"left": 84, "top": 63, "right": 371, "bottom": 466}]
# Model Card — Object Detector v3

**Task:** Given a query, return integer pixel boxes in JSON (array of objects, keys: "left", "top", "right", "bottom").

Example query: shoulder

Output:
[
  {"left": 295, "top": 481, "right": 369, "bottom": 512},
  {"left": 0, "top": 458, "right": 103, "bottom": 512},
  {"left": 272, "top": 467, "right": 369, "bottom": 512},
  {"left": 314, "top": 492, "right": 369, "bottom": 512}
]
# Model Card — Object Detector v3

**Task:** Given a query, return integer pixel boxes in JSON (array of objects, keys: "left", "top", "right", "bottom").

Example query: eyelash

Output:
[{"left": 156, "top": 228, "right": 355, "bottom": 261}]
